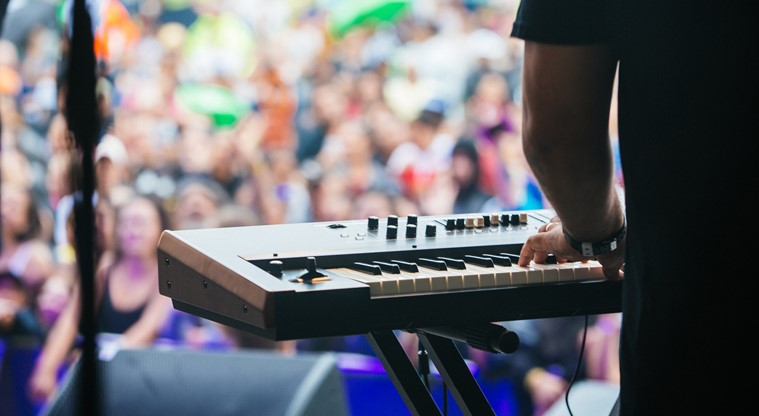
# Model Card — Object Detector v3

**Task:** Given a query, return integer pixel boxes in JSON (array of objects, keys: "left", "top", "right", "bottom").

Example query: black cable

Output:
[{"left": 565, "top": 315, "right": 589, "bottom": 416}]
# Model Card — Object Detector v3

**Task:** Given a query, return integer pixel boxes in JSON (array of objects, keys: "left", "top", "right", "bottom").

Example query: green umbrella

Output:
[
  {"left": 328, "top": 0, "right": 411, "bottom": 38},
  {"left": 175, "top": 83, "right": 249, "bottom": 128}
]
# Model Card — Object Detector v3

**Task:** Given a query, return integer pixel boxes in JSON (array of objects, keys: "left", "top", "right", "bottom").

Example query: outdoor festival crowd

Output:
[{"left": 1, "top": 1, "right": 623, "bottom": 415}]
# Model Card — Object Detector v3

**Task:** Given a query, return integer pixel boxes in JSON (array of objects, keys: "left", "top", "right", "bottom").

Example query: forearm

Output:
[
  {"left": 122, "top": 294, "right": 172, "bottom": 346},
  {"left": 522, "top": 42, "right": 623, "bottom": 239},
  {"left": 35, "top": 299, "right": 80, "bottom": 374}
]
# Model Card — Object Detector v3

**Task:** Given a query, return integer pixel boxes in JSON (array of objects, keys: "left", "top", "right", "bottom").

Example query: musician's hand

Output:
[{"left": 518, "top": 217, "right": 625, "bottom": 281}]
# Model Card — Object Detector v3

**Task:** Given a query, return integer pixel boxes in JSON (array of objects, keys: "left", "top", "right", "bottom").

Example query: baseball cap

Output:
[{"left": 95, "top": 134, "right": 128, "bottom": 166}]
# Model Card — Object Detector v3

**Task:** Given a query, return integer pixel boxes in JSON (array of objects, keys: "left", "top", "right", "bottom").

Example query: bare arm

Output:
[
  {"left": 120, "top": 290, "right": 173, "bottom": 347},
  {"left": 517, "top": 42, "right": 625, "bottom": 279},
  {"left": 27, "top": 284, "right": 82, "bottom": 403}
]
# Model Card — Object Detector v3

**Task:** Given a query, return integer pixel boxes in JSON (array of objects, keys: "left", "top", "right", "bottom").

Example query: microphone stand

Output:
[{"left": 66, "top": 1, "right": 101, "bottom": 414}]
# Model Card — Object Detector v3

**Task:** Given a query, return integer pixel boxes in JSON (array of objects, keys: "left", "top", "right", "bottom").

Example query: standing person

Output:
[
  {"left": 450, "top": 139, "right": 492, "bottom": 215},
  {"left": 27, "top": 195, "right": 173, "bottom": 404},
  {"left": 513, "top": 1, "right": 748, "bottom": 414}
]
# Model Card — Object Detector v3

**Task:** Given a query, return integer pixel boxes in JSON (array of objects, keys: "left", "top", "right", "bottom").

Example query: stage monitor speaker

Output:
[
  {"left": 544, "top": 380, "right": 619, "bottom": 416},
  {"left": 41, "top": 347, "right": 349, "bottom": 416}
]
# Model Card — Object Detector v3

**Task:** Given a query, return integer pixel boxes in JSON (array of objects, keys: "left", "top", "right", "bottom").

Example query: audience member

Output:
[
  {"left": 386, "top": 100, "right": 456, "bottom": 213},
  {"left": 27, "top": 195, "right": 174, "bottom": 404},
  {"left": 450, "top": 139, "right": 492, "bottom": 214},
  {"left": 0, "top": 182, "right": 55, "bottom": 302}
]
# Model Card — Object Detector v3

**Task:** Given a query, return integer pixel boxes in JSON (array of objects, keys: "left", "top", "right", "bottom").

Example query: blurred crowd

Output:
[{"left": 1, "top": 0, "right": 623, "bottom": 415}]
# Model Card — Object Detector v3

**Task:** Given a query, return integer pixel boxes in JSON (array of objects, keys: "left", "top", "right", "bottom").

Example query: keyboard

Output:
[{"left": 157, "top": 210, "right": 622, "bottom": 340}]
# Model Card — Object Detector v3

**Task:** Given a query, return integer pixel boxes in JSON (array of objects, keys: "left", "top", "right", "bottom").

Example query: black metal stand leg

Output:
[
  {"left": 366, "top": 331, "right": 442, "bottom": 416},
  {"left": 418, "top": 332, "right": 496, "bottom": 416}
]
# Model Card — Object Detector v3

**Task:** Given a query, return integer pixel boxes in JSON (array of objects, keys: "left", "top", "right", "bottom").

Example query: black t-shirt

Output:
[
  {"left": 511, "top": 0, "right": 613, "bottom": 45},
  {"left": 510, "top": 1, "right": 747, "bottom": 414}
]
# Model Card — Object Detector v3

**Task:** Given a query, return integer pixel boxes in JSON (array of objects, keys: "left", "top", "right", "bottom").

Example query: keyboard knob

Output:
[
  {"left": 407, "top": 214, "right": 418, "bottom": 226},
  {"left": 299, "top": 256, "right": 325, "bottom": 282},
  {"left": 306, "top": 257, "right": 317, "bottom": 273},
  {"left": 368, "top": 216, "right": 379, "bottom": 230},
  {"left": 387, "top": 215, "right": 398, "bottom": 227},
  {"left": 500, "top": 214, "right": 509, "bottom": 226},
  {"left": 490, "top": 213, "right": 500, "bottom": 226},
  {"left": 446, "top": 218, "right": 456, "bottom": 230},
  {"left": 406, "top": 224, "right": 417, "bottom": 238},
  {"left": 386, "top": 225, "right": 397, "bottom": 239},
  {"left": 425, "top": 224, "right": 437, "bottom": 237},
  {"left": 269, "top": 260, "right": 283, "bottom": 278}
]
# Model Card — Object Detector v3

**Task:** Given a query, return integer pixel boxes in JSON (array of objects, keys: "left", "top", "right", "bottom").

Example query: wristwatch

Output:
[{"left": 564, "top": 222, "right": 626, "bottom": 257}]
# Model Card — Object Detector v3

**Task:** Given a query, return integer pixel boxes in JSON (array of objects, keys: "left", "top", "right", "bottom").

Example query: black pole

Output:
[{"left": 66, "top": 0, "right": 100, "bottom": 415}]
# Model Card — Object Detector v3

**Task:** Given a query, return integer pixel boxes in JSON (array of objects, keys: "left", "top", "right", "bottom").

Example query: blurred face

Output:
[
  {"left": 116, "top": 198, "right": 162, "bottom": 259},
  {"left": 451, "top": 152, "right": 476, "bottom": 187},
  {"left": 1, "top": 183, "right": 30, "bottom": 237},
  {"left": 340, "top": 123, "right": 371, "bottom": 162},
  {"left": 175, "top": 185, "right": 219, "bottom": 229}
]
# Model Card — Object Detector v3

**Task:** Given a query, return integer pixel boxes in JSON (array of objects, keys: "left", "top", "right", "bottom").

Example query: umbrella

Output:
[
  {"left": 327, "top": 0, "right": 411, "bottom": 38},
  {"left": 174, "top": 83, "right": 249, "bottom": 128}
]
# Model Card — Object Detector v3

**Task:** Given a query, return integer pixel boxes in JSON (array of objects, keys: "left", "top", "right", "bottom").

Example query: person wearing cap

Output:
[
  {"left": 52, "top": 134, "right": 131, "bottom": 265},
  {"left": 93, "top": 133, "right": 131, "bottom": 204},
  {"left": 385, "top": 99, "right": 456, "bottom": 214}
]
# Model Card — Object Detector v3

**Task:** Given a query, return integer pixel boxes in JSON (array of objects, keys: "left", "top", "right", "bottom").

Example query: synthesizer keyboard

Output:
[{"left": 157, "top": 210, "right": 622, "bottom": 340}]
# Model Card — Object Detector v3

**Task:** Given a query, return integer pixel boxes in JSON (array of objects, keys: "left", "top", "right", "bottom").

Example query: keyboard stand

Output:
[{"left": 366, "top": 330, "right": 496, "bottom": 416}]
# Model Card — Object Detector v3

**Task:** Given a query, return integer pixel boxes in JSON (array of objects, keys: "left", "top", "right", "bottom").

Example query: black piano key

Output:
[
  {"left": 500, "top": 253, "right": 521, "bottom": 264},
  {"left": 483, "top": 254, "right": 512, "bottom": 267},
  {"left": 391, "top": 260, "right": 419, "bottom": 273},
  {"left": 418, "top": 258, "right": 448, "bottom": 271},
  {"left": 352, "top": 262, "right": 382, "bottom": 275},
  {"left": 545, "top": 254, "right": 558, "bottom": 264},
  {"left": 373, "top": 261, "right": 401, "bottom": 274},
  {"left": 464, "top": 255, "right": 495, "bottom": 268},
  {"left": 438, "top": 257, "right": 467, "bottom": 270}
]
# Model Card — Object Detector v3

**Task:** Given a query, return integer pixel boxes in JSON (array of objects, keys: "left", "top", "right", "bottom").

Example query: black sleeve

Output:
[{"left": 510, "top": 0, "right": 613, "bottom": 45}]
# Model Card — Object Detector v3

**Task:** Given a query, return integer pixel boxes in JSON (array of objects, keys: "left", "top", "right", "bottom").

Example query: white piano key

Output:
[
  {"left": 522, "top": 266, "right": 544, "bottom": 284},
  {"left": 462, "top": 263, "right": 496, "bottom": 288},
  {"left": 418, "top": 266, "right": 464, "bottom": 291},
  {"left": 394, "top": 275, "right": 416, "bottom": 294},
  {"left": 510, "top": 267, "right": 529, "bottom": 285},
  {"left": 332, "top": 268, "right": 383, "bottom": 296},
  {"left": 461, "top": 268, "right": 481, "bottom": 289},
  {"left": 529, "top": 263, "right": 559, "bottom": 283},
  {"left": 399, "top": 270, "right": 432, "bottom": 293},
  {"left": 555, "top": 263, "right": 576, "bottom": 282},
  {"left": 570, "top": 263, "right": 590, "bottom": 281},
  {"left": 332, "top": 268, "right": 401, "bottom": 296},
  {"left": 489, "top": 264, "right": 513, "bottom": 287},
  {"left": 587, "top": 260, "right": 605, "bottom": 280}
]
